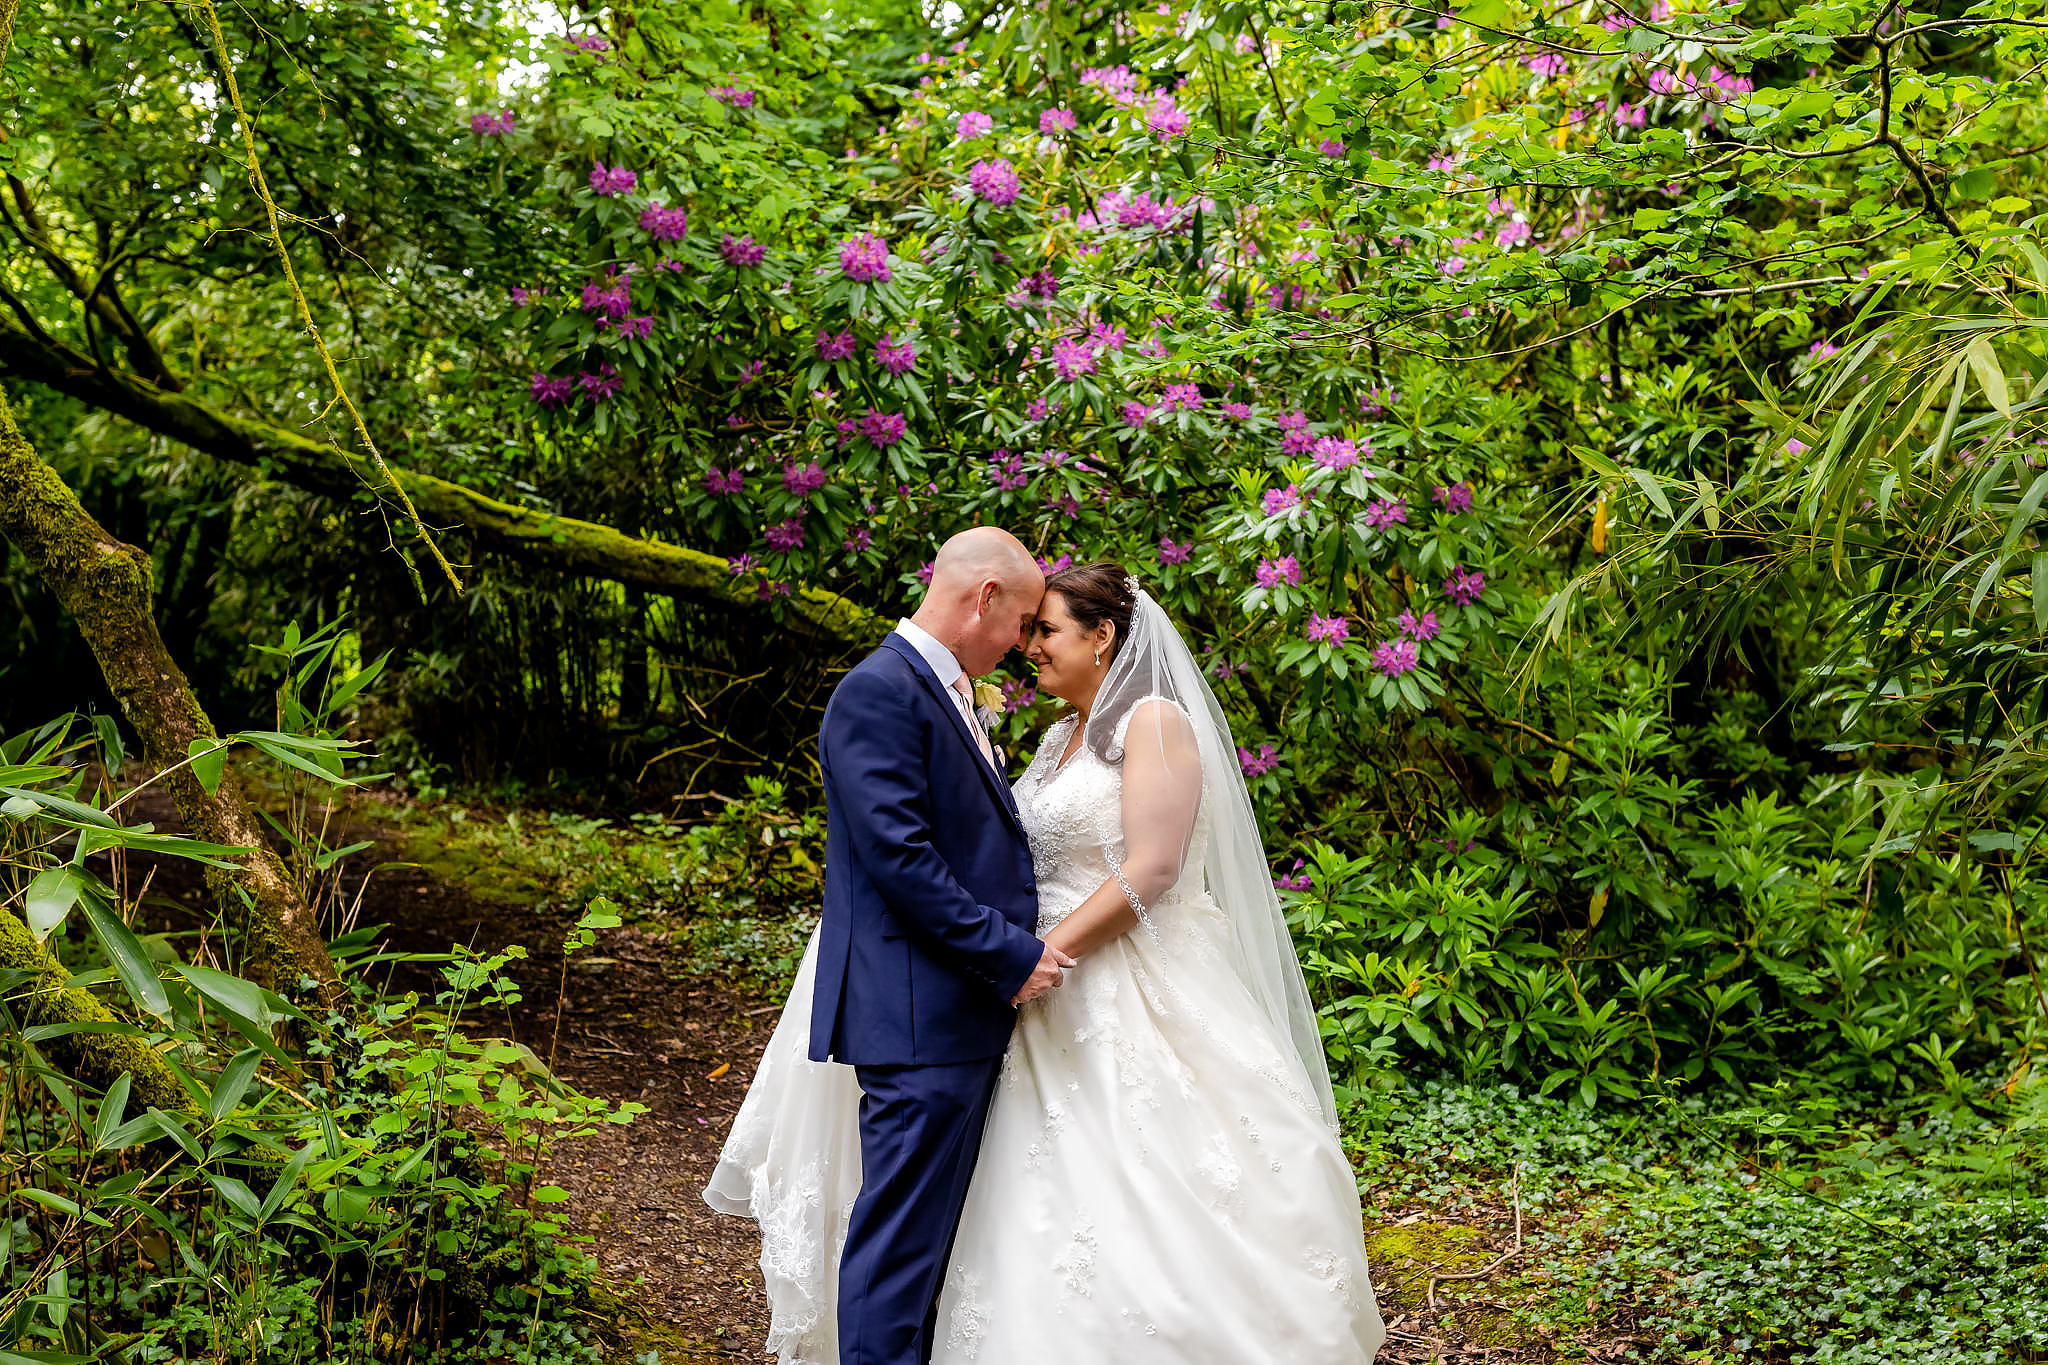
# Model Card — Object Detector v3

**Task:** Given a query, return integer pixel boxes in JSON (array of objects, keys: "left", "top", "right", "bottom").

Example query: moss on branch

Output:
[{"left": 0, "top": 327, "right": 887, "bottom": 648}]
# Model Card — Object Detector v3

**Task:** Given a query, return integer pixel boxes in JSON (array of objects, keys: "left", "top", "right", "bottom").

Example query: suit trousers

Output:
[{"left": 838, "top": 1054, "right": 1006, "bottom": 1365}]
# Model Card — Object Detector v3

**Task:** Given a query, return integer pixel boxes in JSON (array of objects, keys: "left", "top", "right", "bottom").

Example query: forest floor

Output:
[{"left": 131, "top": 781, "right": 1651, "bottom": 1364}]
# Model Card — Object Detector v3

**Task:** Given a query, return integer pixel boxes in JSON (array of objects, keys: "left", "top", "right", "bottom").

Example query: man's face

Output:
[{"left": 960, "top": 572, "right": 1045, "bottom": 676}]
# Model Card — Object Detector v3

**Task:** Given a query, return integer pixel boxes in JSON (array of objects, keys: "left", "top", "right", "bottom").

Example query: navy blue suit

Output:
[{"left": 812, "top": 635, "right": 1044, "bottom": 1365}]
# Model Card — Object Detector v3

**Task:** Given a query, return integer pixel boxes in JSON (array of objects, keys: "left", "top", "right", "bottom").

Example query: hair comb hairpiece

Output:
[{"left": 1123, "top": 573, "right": 1141, "bottom": 595}]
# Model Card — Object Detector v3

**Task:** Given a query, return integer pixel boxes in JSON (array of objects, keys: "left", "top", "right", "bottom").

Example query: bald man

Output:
[{"left": 811, "top": 527, "right": 1074, "bottom": 1365}]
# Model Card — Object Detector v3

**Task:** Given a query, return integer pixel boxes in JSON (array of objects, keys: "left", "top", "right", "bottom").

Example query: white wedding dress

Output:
[{"left": 707, "top": 697, "right": 1386, "bottom": 1364}]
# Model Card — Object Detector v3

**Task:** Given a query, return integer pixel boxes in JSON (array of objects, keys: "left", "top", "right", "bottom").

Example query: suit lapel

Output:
[{"left": 882, "top": 636, "right": 1025, "bottom": 833}]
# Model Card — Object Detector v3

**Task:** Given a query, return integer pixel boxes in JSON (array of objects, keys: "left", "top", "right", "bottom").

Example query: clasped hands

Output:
[{"left": 1011, "top": 941, "right": 1078, "bottom": 1006}]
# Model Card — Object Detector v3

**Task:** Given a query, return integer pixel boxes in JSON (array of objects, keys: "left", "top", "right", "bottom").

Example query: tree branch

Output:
[{"left": 0, "top": 327, "right": 888, "bottom": 648}]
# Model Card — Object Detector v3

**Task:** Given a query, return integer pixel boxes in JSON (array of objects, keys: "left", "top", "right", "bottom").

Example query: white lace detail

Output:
[{"left": 946, "top": 1268, "right": 991, "bottom": 1359}]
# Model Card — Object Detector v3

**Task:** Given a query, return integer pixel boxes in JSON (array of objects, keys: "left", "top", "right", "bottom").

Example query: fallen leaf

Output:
[{"left": 708, "top": 1062, "right": 731, "bottom": 1079}]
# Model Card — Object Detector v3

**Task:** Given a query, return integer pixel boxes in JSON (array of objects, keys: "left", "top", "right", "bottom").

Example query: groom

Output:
[{"left": 811, "top": 526, "right": 1075, "bottom": 1365}]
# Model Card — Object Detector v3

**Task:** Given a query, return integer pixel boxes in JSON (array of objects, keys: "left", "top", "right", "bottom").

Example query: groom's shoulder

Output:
[{"left": 832, "top": 641, "right": 916, "bottom": 703}]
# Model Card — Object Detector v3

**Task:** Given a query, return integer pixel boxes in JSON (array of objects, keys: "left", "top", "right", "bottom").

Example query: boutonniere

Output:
[{"left": 972, "top": 680, "right": 1005, "bottom": 721}]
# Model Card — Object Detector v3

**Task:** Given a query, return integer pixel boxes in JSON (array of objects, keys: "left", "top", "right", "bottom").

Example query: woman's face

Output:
[{"left": 1024, "top": 590, "right": 1113, "bottom": 708}]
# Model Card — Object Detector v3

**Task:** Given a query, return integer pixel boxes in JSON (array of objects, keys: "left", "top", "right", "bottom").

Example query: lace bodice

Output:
[{"left": 1012, "top": 704, "right": 1212, "bottom": 934}]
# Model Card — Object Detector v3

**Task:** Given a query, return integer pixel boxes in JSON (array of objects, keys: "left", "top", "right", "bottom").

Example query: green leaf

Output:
[
  {"left": 0, "top": 786, "right": 115, "bottom": 827},
  {"left": 24, "top": 864, "right": 89, "bottom": 941},
  {"left": 2033, "top": 551, "right": 2048, "bottom": 633},
  {"left": 78, "top": 891, "right": 169, "bottom": 1019},
  {"left": 188, "top": 738, "right": 227, "bottom": 796},
  {"left": 2005, "top": 470, "right": 2048, "bottom": 558},
  {"left": 172, "top": 963, "right": 310, "bottom": 1029},
  {"left": 1965, "top": 337, "right": 2012, "bottom": 418},
  {"left": 1628, "top": 468, "right": 1673, "bottom": 518},
  {"left": 206, "top": 1173, "right": 264, "bottom": 1222},
  {"left": 94, "top": 1073, "right": 132, "bottom": 1151},
  {"left": 207, "top": 1049, "right": 263, "bottom": 1122}
]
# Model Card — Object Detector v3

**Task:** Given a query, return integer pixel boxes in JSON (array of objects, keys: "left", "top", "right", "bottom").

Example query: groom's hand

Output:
[{"left": 1010, "top": 944, "right": 1078, "bottom": 1005}]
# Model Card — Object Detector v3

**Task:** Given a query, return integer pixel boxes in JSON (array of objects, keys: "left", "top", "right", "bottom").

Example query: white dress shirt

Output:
[{"left": 894, "top": 617, "right": 964, "bottom": 688}]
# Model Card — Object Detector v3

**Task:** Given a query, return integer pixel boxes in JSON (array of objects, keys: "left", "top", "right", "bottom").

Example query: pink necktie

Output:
[{"left": 950, "top": 674, "right": 997, "bottom": 766}]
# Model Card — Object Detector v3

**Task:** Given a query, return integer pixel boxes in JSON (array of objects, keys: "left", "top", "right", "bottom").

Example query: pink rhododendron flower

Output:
[
  {"left": 529, "top": 372, "right": 574, "bottom": 408},
  {"left": 1002, "top": 679, "right": 1037, "bottom": 712},
  {"left": 1263, "top": 485, "right": 1303, "bottom": 516},
  {"left": 1524, "top": 54, "right": 1568, "bottom": 77},
  {"left": 1256, "top": 555, "right": 1301, "bottom": 588},
  {"left": 569, "top": 33, "right": 611, "bottom": 51},
  {"left": 1318, "top": 137, "right": 1347, "bottom": 157},
  {"left": 615, "top": 314, "right": 655, "bottom": 341},
  {"left": 469, "top": 109, "right": 515, "bottom": 136},
  {"left": 1276, "top": 408, "right": 1310, "bottom": 432},
  {"left": 578, "top": 363, "right": 622, "bottom": 402},
  {"left": 764, "top": 518, "right": 805, "bottom": 553},
  {"left": 1120, "top": 400, "right": 1154, "bottom": 428},
  {"left": 728, "top": 552, "right": 757, "bottom": 574},
  {"left": 1050, "top": 337, "right": 1097, "bottom": 382},
  {"left": 1159, "top": 537, "right": 1193, "bottom": 565},
  {"left": 1159, "top": 383, "right": 1204, "bottom": 412},
  {"left": 1443, "top": 566, "right": 1486, "bottom": 605},
  {"left": 588, "top": 161, "right": 637, "bottom": 195},
  {"left": 1222, "top": 401, "right": 1253, "bottom": 420},
  {"left": 703, "top": 466, "right": 745, "bottom": 495},
  {"left": 1145, "top": 93, "right": 1189, "bottom": 140},
  {"left": 580, "top": 277, "right": 631, "bottom": 320},
  {"left": 839, "top": 232, "right": 892, "bottom": 283},
  {"left": 710, "top": 85, "right": 756, "bottom": 108},
  {"left": 1398, "top": 609, "right": 1441, "bottom": 641},
  {"left": 860, "top": 408, "right": 908, "bottom": 447},
  {"left": 1495, "top": 220, "right": 1534, "bottom": 249},
  {"left": 1039, "top": 107, "right": 1078, "bottom": 135},
  {"left": 783, "top": 462, "right": 827, "bottom": 496},
  {"left": 966, "top": 158, "right": 1023, "bottom": 207},
  {"left": 1362, "top": 497, "right": 1408, "bottom": 529},
  {"left": 986, "top": 449, "right": 1029, "bottom": 491},
  {"left": 817, "top": 329, "right": 856, "bottom": 362},
  {"left": 1238, "top": 743, "right": 1280, "bottom": 777},
  {"left": 1306, "top": 615, "right": 1351, "bottom": 646},
  {"left": 956, "top": 110, "right": 994, "bottom": 139},
  {"left": 1371, "top": 638, "right": 1420, "bottom": 676},
  {"left": 639, "top": 203, "right": 689, "bottom": 242},
  {"left": 874, "top": 333, "right": 918, "bottom": 375},
  {"left": 720, "top": 233, "right": 766, "bottom": 267},
  {"left": 1038, "top": 553, "right": 1073, "bottom": 576},
  {"left": 1434, "top": 482, "right": 1475, "bottom": 513},
  {"left": 1313, "top": 437, "right": 1358, "bottom": 470}
]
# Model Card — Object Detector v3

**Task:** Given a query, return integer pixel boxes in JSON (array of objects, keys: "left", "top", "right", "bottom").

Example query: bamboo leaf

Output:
[
  {"left": 1628, "top": 468, "right": 1672, "bottom": 518},
  {"left": 187, "top": 738, "right": 227, "bottom": 797},
  {"left": 94, "top": 1073, "right": 132, "bottom": 1151},
  {"left": 2034, "top": 551, "right": 2048, "bottom": 633},
  {"left": 24, "top": 864, "right": 90, "bottom": 941},
  {"left": 207, "top": 1048, "right": 263, "bottom": 1122},
  {"left": 2005, "top": 470, "right": 2048, "bottom": 558},
  {"left": 1968, "top": 553, "right": 2007, "bottom": 618},
  {"left": 1965, "top": 336, "right": 2012, "bottom": 418},
  {"left": 78, "top": 890, "right": 169, "bottom": 1019}
]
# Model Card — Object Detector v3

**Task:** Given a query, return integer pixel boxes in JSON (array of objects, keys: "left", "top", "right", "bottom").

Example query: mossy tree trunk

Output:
[
  {"left": 0, "top": 384, "right": 341, "bottom": 998},
  {"left": 0, "top": 904, "right": 190, "bottom": 1112}
]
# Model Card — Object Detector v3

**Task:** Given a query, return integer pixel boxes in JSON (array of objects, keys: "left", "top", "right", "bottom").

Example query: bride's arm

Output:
[{"left": 1043, "top": 699, "right": 1203, "bottom": 960}]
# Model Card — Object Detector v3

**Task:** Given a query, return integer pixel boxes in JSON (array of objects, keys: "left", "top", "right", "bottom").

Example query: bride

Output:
[{"left": 707, "top": 560, "right": 1385, "bottom": 1363}]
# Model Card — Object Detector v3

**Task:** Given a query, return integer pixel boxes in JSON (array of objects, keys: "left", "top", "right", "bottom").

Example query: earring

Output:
[{"left": 1093, "top": 650, "right": 1102, "bottom": 666}]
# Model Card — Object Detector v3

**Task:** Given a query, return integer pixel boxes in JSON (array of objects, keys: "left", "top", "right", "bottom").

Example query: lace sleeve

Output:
[{"left": 1105, "top": 697, "right": 1203, "bottom": 917}]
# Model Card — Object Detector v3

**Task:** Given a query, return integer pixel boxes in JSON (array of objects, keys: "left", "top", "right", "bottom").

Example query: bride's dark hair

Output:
[{"left": 1043, "top": 561, "right": 1139, "bottom": 761}]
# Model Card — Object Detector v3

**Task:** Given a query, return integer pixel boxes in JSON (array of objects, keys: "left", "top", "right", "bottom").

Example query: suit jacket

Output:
[{"left": 808, "top": 635, "right": 1044, "bottom": 1066}]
